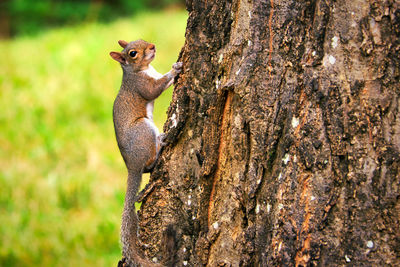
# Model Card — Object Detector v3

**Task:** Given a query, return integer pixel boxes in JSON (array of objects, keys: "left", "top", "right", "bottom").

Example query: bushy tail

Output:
[{"left": 120, "top": 170, "right": 162, "bottom": 267}]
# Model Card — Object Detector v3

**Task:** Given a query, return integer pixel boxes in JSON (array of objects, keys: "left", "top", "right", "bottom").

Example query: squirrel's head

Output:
[{"left": 110, "top": 39, "right": 156, "bottom": 71}]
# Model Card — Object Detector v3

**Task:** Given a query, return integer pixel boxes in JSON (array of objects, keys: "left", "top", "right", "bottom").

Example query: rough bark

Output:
[{"left": 136, "top": 0, "right": 400, "bottom": 266}]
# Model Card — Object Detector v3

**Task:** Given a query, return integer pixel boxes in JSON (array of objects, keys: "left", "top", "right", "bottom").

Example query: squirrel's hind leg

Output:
[{"left": 143, "top": 133, "right": 166, "bottom": 173}]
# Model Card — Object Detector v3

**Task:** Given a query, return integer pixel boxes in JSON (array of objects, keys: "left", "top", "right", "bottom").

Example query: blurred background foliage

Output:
[
  {"left": 0, "top": 0, "right": 185, "bottom": 38},
  {"left": 0, "top": 0, "right": 187, "bottom": 266}
]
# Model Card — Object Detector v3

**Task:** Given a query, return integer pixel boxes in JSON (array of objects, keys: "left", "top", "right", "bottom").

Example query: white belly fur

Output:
[
  {"left": 144, "top": 117, "right": 160, "bottom": 137},
  {"left": 142, "top": 65, "right": 162, "bottom": 137},
  {"left": 143, "top": 65, "right": 163, "bottom": 79}
]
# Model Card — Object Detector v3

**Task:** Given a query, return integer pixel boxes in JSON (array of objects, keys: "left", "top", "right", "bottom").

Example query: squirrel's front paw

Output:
[
  {"left": 158, "top": 133, "right": 167, "bottom": 145},
  {"left": 172, "top": 62, "right": 183, "bottom": 73}
]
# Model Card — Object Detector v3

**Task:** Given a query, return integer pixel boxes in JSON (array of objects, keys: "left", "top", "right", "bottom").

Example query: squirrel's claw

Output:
[{"left": 172, "top": 62, "right": 183, "bottom": 73}]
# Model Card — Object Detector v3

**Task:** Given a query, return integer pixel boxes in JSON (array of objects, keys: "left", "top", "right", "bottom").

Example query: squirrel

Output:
[{"left": 110, "top": 39, "right": 182, "bottom": 267}]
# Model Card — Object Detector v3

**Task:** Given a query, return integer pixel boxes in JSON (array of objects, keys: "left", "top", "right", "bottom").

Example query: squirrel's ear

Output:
[
  {"left": 110, "top": 52, "right": 126, "bottom": 64},
  {"left": 118, "top": 40, "right": 128, "bottom": 48}
]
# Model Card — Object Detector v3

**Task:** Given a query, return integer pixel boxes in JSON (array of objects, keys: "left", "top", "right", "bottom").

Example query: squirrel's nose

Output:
[{"left": 149, "top": 44, "right": 155, "bottom": 51}]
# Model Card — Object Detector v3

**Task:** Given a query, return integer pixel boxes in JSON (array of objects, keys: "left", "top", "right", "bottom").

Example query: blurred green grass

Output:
[{"left": 0, "top": 9, "right": 187, "bottom": 266}]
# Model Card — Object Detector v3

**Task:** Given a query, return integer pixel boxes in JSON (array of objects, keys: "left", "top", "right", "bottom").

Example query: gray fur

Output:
[{"left": 110, "top": 39, "right": 182, "bottom": 266}]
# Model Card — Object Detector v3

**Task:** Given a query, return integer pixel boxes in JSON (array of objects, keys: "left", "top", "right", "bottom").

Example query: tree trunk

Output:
[
  {"left": 0, "top": 2, "right": 10, "bottom": 39},
  {"left": 136, "top": 0, "right": 400, "bottom": 266}
]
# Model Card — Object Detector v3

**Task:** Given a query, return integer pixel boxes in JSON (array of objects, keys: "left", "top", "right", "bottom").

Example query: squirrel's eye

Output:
[{"left": 129, "top": 50, "right": 137, "bottom": 57}]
